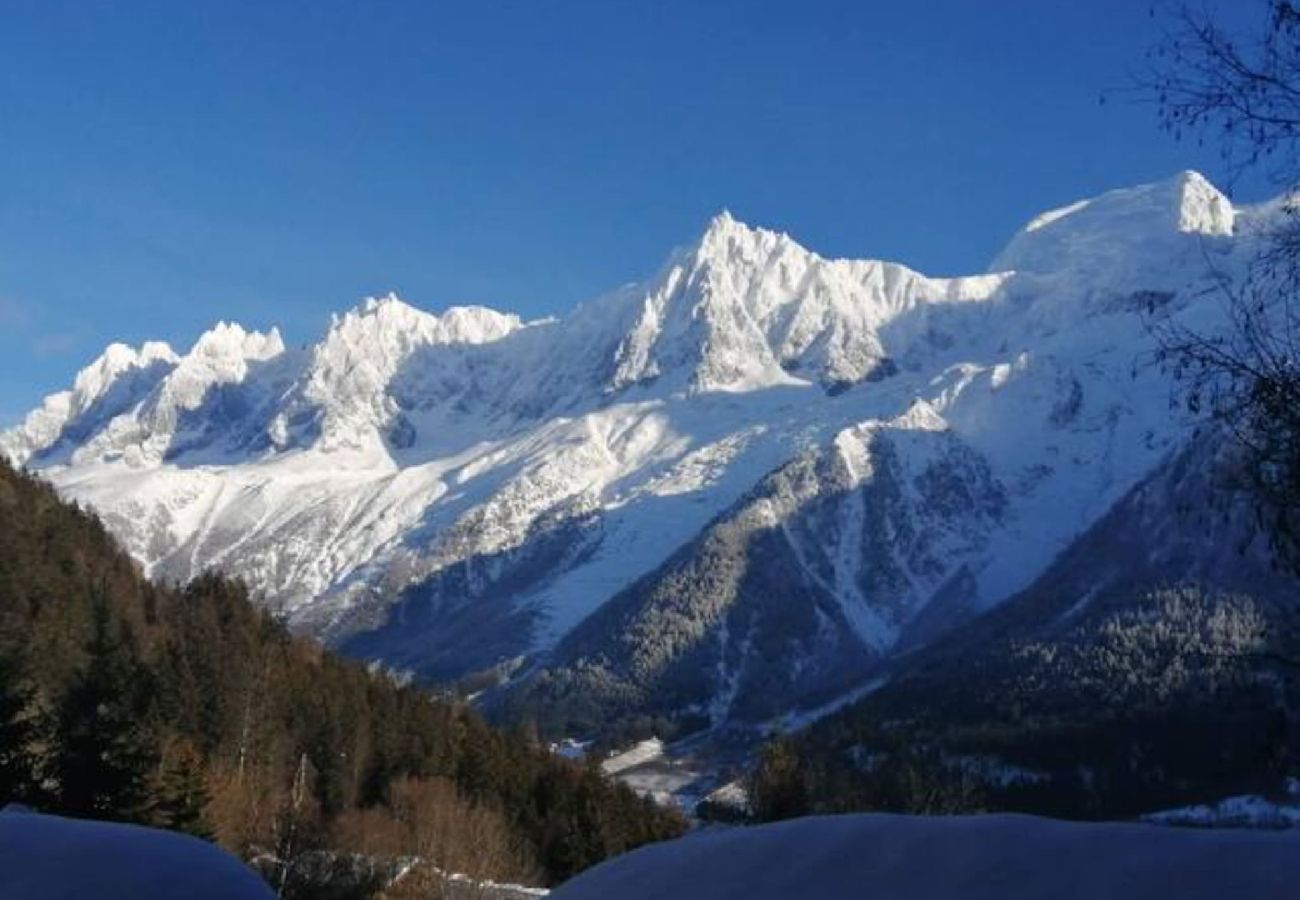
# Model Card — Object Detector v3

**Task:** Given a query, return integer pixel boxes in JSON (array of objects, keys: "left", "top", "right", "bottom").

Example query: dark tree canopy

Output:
[{"left": 0, "top": 458, "right": 685, "bottom": 894}]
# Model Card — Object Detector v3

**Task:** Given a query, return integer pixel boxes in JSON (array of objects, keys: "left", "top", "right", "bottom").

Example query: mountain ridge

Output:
[{"left": 0, "top": 170, "right": 1264, "bottom": 737}]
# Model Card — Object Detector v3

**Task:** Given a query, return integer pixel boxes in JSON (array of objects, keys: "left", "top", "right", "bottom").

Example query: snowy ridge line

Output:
[{"left": 0, "top": 171, "right": 1272, "bottom": 729}]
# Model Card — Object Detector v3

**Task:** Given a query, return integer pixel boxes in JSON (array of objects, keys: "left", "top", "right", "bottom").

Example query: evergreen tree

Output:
[
  {"left": 53, "top": 597, "right": 158, "bottom": 822},
  {"left": 747, "top": 735, "right": 809, "bottom": 822},
  {"left": 0, "top": 458, "right": 686, "bottom": 888},
  {"left": 151, "top": 737, "right": 212, "bottom": 838},
  {"left": 0, "top": 647, "right": 38, "bottom": 804}
]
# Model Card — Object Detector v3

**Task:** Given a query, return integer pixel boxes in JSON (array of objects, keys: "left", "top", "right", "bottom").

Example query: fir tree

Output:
[
  {"left": 53, "top": 597, "right": 158, "bottom": 822},
  {"left": 0, "top": 459, "right": 687, "bottom": 886},
  {"left": 0, "top": 647, "right": 38, "bottom": 804},
  {"left": 151, "top": 737, "right": 212, "bottom": 838},
  {"left": 747, "top": 734, "right": 809, "bottom": 822}
]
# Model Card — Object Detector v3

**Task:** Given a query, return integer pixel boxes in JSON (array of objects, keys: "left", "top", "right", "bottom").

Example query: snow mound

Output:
[
  {"left": 549, "top": 813, "right": 1300, "bottom": 900},
  {"left": 0, "top": 806, "right": 273, "bottom": 899}
]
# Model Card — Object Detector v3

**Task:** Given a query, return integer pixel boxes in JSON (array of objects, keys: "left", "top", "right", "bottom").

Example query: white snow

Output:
[
  {"left": 598, "top": 738, "right": 727, "bottom": 812},
  {"left": 989, "top": 170, "right": 1234, "bottom": 275},
  {"left": 0, "top": 806, "right": 273, "bottom": 899},
  {"left": 0, "top": 170, "right": 1274, "bottom": 714},
  {"left": 1144, "top": 780, "right": 1300, "bottom": 829},
  {"left": 601, "top": 739, "right": 666, "bottom": 776},
  {"left": 440, "top": 872, "right": 549, "bottom": 899},
  {"left": 548, "top": 813, "right": 1300, "bottom": 900}
]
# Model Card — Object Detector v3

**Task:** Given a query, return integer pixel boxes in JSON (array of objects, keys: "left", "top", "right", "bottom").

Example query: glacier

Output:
[{"left": 0, "top": 170, "right": 1264, "bottom": 731}]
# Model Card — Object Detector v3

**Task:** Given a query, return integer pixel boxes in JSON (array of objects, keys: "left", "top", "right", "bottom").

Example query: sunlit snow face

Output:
[{"left": 0, "top": 171, "right": 1258, "bottom": 722}]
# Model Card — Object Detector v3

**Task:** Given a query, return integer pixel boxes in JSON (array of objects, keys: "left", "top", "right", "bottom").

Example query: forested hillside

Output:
[
  {"left": 0, "top": 459, "right": 684, "bottom": 896},
  {"left": 749, "top": 438, "right": 1300, "bottom": 823},
  {"left": 758, "top": 586, "right": 1297, "bottom": 823}
]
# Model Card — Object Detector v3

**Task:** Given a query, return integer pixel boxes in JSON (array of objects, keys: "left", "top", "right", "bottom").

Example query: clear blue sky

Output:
[{"left": 0, "top": 0, "right": 1265, "bottom": 425}]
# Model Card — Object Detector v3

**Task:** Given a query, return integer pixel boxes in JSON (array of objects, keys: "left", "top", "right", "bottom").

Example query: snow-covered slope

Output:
[
  {"left": 547, "top": 813, "right": 1300, "bottom": 900},
  {"left": 0, "top": 806, "right": 273, "bottom": 900},
  {"left": 0, "top": 171, "right": 1262, "bottom": 731}
]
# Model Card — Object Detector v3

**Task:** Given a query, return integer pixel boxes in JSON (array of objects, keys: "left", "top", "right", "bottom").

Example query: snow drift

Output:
[
  {"left": 0, "top": 806, "right": 273, "bottom": 899},
  {"left": 548, "top": 813, "right": 1300, "bottom": 900}
]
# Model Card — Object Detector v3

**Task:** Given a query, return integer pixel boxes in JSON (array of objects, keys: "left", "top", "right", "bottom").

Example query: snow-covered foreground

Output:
[
  {"left": 0, "top": 806, "right": 273, "bottom": 899},
  {"left": 549, "top": 813, "right": 1300, "bottom": 900}
]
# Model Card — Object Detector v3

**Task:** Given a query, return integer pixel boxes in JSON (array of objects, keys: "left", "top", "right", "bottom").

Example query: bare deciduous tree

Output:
[
  {"left": 1143, "top": 1, "right": 1300, "bottom": 182},
  {"left": 333, "top": 776, "right": 539, "bottom": 899},
  {"left": 1142, "top": 1, "right": 1300, "bottom": 571}
]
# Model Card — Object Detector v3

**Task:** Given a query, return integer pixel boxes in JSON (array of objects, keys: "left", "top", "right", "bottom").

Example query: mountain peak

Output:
[
  {"left": 358, "top": 291, "right": 416, "bottom": 318},
  {"left": 694, "top": 209, "right": 779, "bottom": 259},
  {"left": 70, "top": 341, "right": 177, "bottom": 397},
  {"left": 330, "top": 294, "right": 520, "bottom": 350},
  {"left": 701, "top": 208, "right": 738, "bottom": 235},
  {"left": 1170, "top": 169, "right": 1235, "bottom": 236},
  {"left": 990, "top": 170, "right": 1235, "bottom": 274},
  {"left": 0, "top": 339, "right": 181, "bottom": 466},
  {"left": 1, "top": 169, "right": 1270, "bottom": 726},
  {"left": 188, "top": 321, "right": 285, "bottom": 362}
]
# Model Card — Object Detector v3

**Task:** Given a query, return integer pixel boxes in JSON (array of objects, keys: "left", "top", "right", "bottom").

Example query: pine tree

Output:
[
  {"left": 53, "top": 598, "right": 159, "bottom": 822},
  {"left": 151, "top": 737, "right": 212, "bottom": 838},
  {"left": 0, "top": 460, "right": 687, "bottom": 885},
  {"left": 747, "top": 734, "right": 809, "bottom": 822},
  {"left": 0, "top": 647, "right": 38, "bottom": 804}
]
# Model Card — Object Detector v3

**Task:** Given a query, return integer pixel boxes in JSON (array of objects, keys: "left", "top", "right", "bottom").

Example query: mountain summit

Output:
[{"left": 0, "top": 172, "right": 1264, "bottom": 735}]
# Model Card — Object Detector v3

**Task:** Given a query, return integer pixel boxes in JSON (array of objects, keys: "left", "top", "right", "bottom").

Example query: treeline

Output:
[
  {"left": 0, "top": 460, "right": 684, "bottom": 896},
  {"left": 748, "top": 586, "right": 1299, "bottom": 823}
]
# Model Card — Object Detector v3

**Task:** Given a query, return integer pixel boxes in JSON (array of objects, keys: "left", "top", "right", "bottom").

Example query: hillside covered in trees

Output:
[
  {"left": 0, "top": 459, "right": 684, "bottom": 896},
  {"left": 749, "top": 586, "right": 1296, "bottom": 823},
  {"left": 735, "top": 427, "right": 1300, "bottom": 825}
]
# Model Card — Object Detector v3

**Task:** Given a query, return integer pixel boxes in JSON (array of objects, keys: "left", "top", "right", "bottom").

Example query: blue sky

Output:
[{"left": 0, "top": 0, "right": 1266, "bottom": 425}]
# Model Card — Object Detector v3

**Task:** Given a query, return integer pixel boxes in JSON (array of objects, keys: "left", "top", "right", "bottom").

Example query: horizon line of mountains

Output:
[{"left": 5, "top": 169, "right": 1286, "bottom": 746}]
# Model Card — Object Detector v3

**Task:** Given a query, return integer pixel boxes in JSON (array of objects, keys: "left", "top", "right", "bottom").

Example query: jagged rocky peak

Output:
[
  {"left": 691, "top": 209, "right": 789, "bottom": 267},
  {"left": 0, "top": 339, "right": 182, "bottom": 466},
  {"left": 145, "top": 321, "right": 286, "bottom": 417},
  {"left": 609, "top": 209, "right": 1006, "bottom": 395},
  {"left": 71, "top": 320, "right": 290, "bottom": 464},
  {"left": 288, "top": 295, "right": 524, "bottom": 453},
  {"left": 187, "top": 320, "right": 285, "bottom": 362},
  {"left": 0, "top": 170, "right": 1266, "bottom": 727},
  {"left": 74, "top": 340, "right": 179, "bottom": 391},
  {"left": 328, "top": 292, "right": 522, "bottom": 348}
]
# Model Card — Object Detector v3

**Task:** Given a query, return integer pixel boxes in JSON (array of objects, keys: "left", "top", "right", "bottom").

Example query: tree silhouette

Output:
[
  {"left": 52, "top": 597, "right": 158, "bottom": 821},
  {"left": 747, "top": 735, "right": 809, "bottom": 822},
  {"left": 1142, "top": 0, "right": 1300, "bottom": 585},
  {"left": 0, "top": 647, "right": 38, "bottom": 805}
]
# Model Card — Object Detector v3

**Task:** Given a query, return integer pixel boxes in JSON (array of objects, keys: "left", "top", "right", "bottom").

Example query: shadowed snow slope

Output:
[
  {"left": 548, "top": 813, "right": 1300, "bottom": 900},
  {"left": 0, "top": 807, "right": 273, "bottom": 900},
  {"left": 0, "top": 171, "right": 1275, "bottom": 732}
]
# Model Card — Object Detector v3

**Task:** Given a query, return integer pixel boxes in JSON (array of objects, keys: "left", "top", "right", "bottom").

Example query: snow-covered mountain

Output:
[{"left": 0, "top": 171, "right": 1260, "bottom": 734}]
